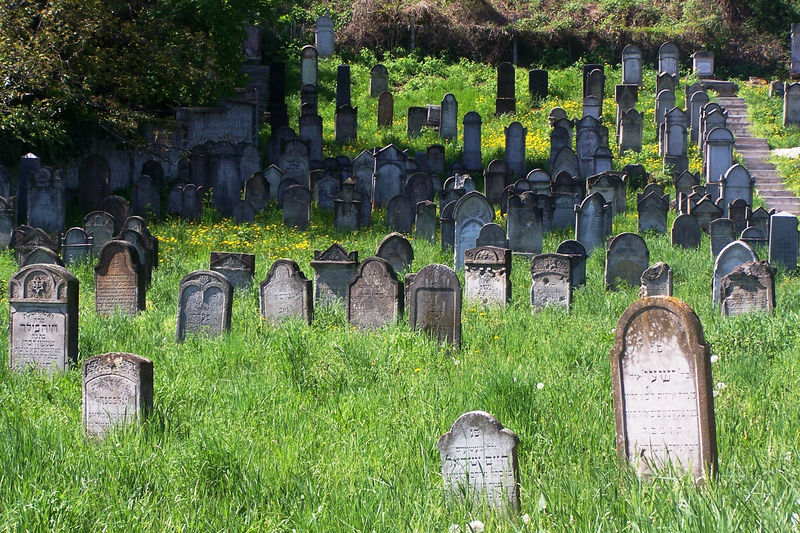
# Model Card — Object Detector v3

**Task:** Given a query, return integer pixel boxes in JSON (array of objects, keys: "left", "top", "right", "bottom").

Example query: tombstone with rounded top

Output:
[
  {"left": 176, "top": 270, "right": 233, "bottom": 341},
  {"left": 605, "top": 232, "right": 649, "bottom": 290},
  {"left": 622, "top": 44, "right": 643, "bottom": 86},
  {"left": 260, "top": 259, "right": 313, "bottom": 325},
  {"left": 453, "top": 191, "right": 494, "bottom": 270},
  {"left": 346, "top": 256, "right": 403, "bottom": 329},
  {"left": 575, "top": 193, "right": 609, "bottom": 254},
  {"left": 556, "top": 239, "right": 587, "bottom": 287},
  {"left": 21, "top": 246, "right": 63, "bottom": 267},
  {"left": 94, "top": 240, "right": 145, "bottom": 316},
  {"left": 300, "top": 45, "right": 318, "bottom": 86},
  {"left": 315, "top": 16, "right": 334, "bottom": 57},
  {"left": 713, "top": 240, "right": 758, "bottom": 303},
  {"left": 62, "top": 227, "right": 94, "bottom": 265},
  {"left": 407, "top": 263, "right": 461, "bottom": 348},
  {"left": 670, "top": 214, "right": 700, "bottom": 249}
]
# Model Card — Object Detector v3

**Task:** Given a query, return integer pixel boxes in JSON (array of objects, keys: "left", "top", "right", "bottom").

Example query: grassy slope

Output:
[{"left": 0, "top": 57, "right": 799, "bottom": 531}]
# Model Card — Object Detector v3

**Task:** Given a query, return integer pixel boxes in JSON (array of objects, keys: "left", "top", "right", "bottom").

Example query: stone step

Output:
[{"left": 759, "top": 190, "right": 798, "bottom": 198}]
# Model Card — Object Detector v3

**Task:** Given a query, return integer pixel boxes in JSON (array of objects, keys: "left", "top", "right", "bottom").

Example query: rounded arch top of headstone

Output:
[
  {"left": 715, "top": 240, "right": 758, "bottom": 268},
  {"left": 462, "top": 110, "right": 481, "bottom": 125},
  {"left": 453, "top": 191, "right": 495, "bottom": 222},
  {"left": 64, "top": 226, "right": 91, "bottom": 244},
  {"left": 316, "top": 15, "right": 333, "bottom": 29},
  {"left": 413, "top": 263, "right": 460, "bottom": 288},
  {"left": 723, "top": 164, "right": 754, "bottom": 185},
  {"left": 21, "top": 246, "right": 64, "bottom": 267},
  {"left": 706, "top": 127, "right": 734, "bottom": 143},
  {"left": 622, "top": 44, "right": 642, "bottom": 57},
  {"left": 94, "top": 240, "right": 140, "bottom": 276},
  {"left": 179, "top": 269, "right": 231, "bottom": 291},
  {"left": 607, "top": 231, "right": 648, "bottom": 254},
  {"left": 556, "top": 239, "right": 587, "bottom": 259},
  {"left": 262, "top": 258, "right": 309, "bottom": 287},
  {"left": 659, "top": 42, "right": 680, "bottom": 56},
  {"left": 548, "top": 107, "right": 568, "bottom": 122},
  {"left": 376, "top": 232, "right": 414, "bottom": 273},
  {"left": 301, "top": 44, "right": 318, "bottom": 59},
  {"left": 577, "top": 191, "right": 607, "bottom": 213}
]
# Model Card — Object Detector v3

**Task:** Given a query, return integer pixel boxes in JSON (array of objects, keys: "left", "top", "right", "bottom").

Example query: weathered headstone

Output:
[
  {"left": 530, "top": 253, "right": 572, "bottom": 311},
  {"left": 721, "top": 164, "right": 754, "bottom": 217},
  {"left": 476, "top": 223, "right": 508, "bottom": 249},
  {"left": 83, "top": 211, "right": 117, "bottom": 257},
  {"left": 27, "top": 167, "right": 65, "bottom": 233},
  {"left": 506, "top": 192, "right": 543, "bottom": 256},
  {"left": 453, "top": 192, "right": 495, "bottom": 270},
  {"left": 94, "top": 240, "right": 145, "bottom": 316},
  {"left": 376, "top": 232, "right": 414, "bottom": 274},
  {"left": 407, "top": 264, "right": 461, "bottom": 348},
  {"left": 556, "top": 239, "right": 587, "bottom": 287},
  {"left": 82, "top": 352, "right": 153, "bottom": 437},
  {"left": 311, "top": 244, "right": 359, "bottom": 305},
  {"left": 282, "top": 185, "right": 311, "bottom": 230},
  {"left": 670, "top": 214, "right": 700, "bottom": 249},
  {"left": 440, "top": 93, "right": 458, "bottom": 140},
  {"left": 209, "top": 251, "right": 255, "bottom": 289},
  {"left": 740, "top": 225, "right": 768, "bottom": 248},
  {"left": 784, "top": 83, "right": 800, "bottom": 126},
  {"left": 690, "top": 196, "right": 723, "bottom": 233},
  {"left": 378, "top": 92, "right": 394, "bottom": 128},
  {"left": 386, "top": 194, "right": 413, "bottom": 234},
  {"left": 415, "top": 200, "right": 437, "bottom": 242},
  {"left": 709, "top": 217, "right": 736, "bottom": 259},
  {"left": 504, "top": 122, "right": 527, "bottom": 178},
  {"left": 658, "top": 42, "right": 680, "bottom": 80},
  {"left": 243, "top": 172, "right": 269, "bottom": 212},
  {"left": 0, "top": 196, "right": 14, "bottom": 249},
  {"left": 610, "top": 297, "right": 717, "bottom": 482},
  {"left": 9, "top": 264, "right": 78, "bottom": 372},
  {"left": 259, "top": 259, "right": 313, "bottom": 325},
  {"left": 21, "top": 246, "right": 63, "bottom": 267},
  {"left": 575, "top": 193, "right": 609, "bottom": 254},
  {"left": 333, "top": 178, "right": 361, "bottom": 232},
  {"left": 484, "top": 160, "right": 511, "bottom": 206},
  {"left": 605, "top": 232, "right": 649, "bottom": 290},
  {"left": 440, "top": 201, "right": 456, "bottom": 252},
  {"left": 61, "top": 227, "right": 94, "bottom": 265},
  {"left": 346, "top": 257, "right": 403, "bottom": 329},
  {"left": 637, "top": 192, "right": 669, "bottom": 234},
  {"left": 713, "top": 240, "right": 758, "bottom": 303},
  {"left": 639, "top": 262, "right": 673, "bottom": 297},
  {"left": 335, "top": 105, "right": 358, "bottom": 143},
  {"left": 315, "top": 15, "right": 334, "bottom": 57},
  {"left": 407, "top": 106, "right": 427, "bottom": 137},
  {"left": 529, "top": 69, "right": 548, "bottom": 99},
  {"left": 9, "top": 225, "right": 58, "bottom": 264},
  {"left": 769, "top": 211, "right": 799, "bottom": 271},
  {"left": 720, "top": 261, "right": 776, "bottom": 316},
  {"left": 462, "top": 111, "right": 482, "bottom": 171},
  {"left": 463, "top": 246, "right": 511, "bottom": 307},
  {"left": 622, "top": 44, "right": 643, "bottom": 86},
  {"left": 131, "top": 175, "right": 161, "bottom": 218},
  {"left": 176, "top": 270, "right": 233, "bottom": 341},
  {"left": 692, "top": 51, "right": 714, "bottom": 78},
  {"left": 300, "top": 45, "right": 318, "bottom": 86},
  {"left": 704, "top": 127, "right": 735, "bottom": 199}
]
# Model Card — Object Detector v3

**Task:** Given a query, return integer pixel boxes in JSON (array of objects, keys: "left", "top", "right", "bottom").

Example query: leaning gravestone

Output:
[
  {"left": 176, "top": 270, "right": 233, "bottom": 341},
  {"left": 82, "top": 352, "right": 153, "bottom": 437},
  {"left": 8, "top": 264, "right": 78, "bottom": 372},
  {"left": 739, "top": 226, "right": 768, "bottom": 249},
  {"left": 605, "top": 233, "right": 649, "bottom": 290},
  {"left": 311, "top": 244, "right": 359, "bottom": 305},
  {"left": 712, "top": 240, "right": 758, "bottom": 304},
  {"left": 436, "top": 411, "right": 520, "bottom": 513},
  {"left": 610, "top": 297, "right": 717, "bottom": 482},
  {"left": 378, "top": 92, "right": 394, "bottom": 128},
  {"left": 464, "top": 246, "right": 511, "bottom": 307},
  {"left": 83, "top": 211, "right": 116, "bottom": 257},
  {"left": 376, "top": 233, "right": 414, "bottom": 274},
  {"left": 61, "top": 227, "right": 94, "bottom": 265},
  {"left": 210, "top": 252, "right": 255, "bottom": 290},
  {"left": 530, "top": 253, "right": 572, "bottom": 311},
  {"left": 556, "top": 239, "right": 587, "bottom": 287},
  {"left": 259, "top": 259, "right": 313, "bottom": 325},
  {"left": 94, "top": 240, "right": 145, "bottom": 317},
  {"left": 720, "top": 261, "right": 776, "bottom": 316},
  {"left": 346, "top": 257, "right": 403, "bottom": 330},
  {"left": 639, "top": 262, "right": 673, "bottom": 297},
  {"left": 407, "top": 263, "right": 461, "bottom": 348},
  {"left": 769, "top": 211, "right": 799, "bottom": 272},
  {"left": 671, "top": 214, "right": 701, "bottom": 249}
]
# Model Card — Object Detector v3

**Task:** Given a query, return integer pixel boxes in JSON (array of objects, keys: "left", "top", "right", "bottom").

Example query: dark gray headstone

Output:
[
  {"left": 709, "top": 218, "right": 736, "bottom": 258},
  {"left": 605, "top": 232, "right": 649, "bottom": 290},
  {"left": 21, "top": 246, "right": 63, "bottom": 267},
  {"left": 476, "top": 222, "right": 508, "bottom": 249},
  {"left": 210, "top": 251, "right": 255, "bottom": 289},
  {"left": 407, "top": 264, "right": 461, "bottom": 348},
  {"left": 176, "top": 270, "right": 233, "bottom": 341},
  {"left": 671, "top": 214, "right": 700, "bottom": 249},
  {"left": 507, "top": 192, "right": 543, "bottom": 256},
  {"left": 260, "top": 259, "right": 313, "bottom": 325},
  {"left": 282, "top": 185, "right": 311, "bottom": 229},
  {"left": 131, "top": 176, "right": 161, "bottom": 218},
  {"left": 61, "top": 227, "right": 94, "bottom": 265},
  {"left": 386, "top": 194, "right": 413, "bottom": 234},
  {"left": 414, "top": 201, "right": 437, "bottom": 242},
  {"left": 556, "top": 239, "right": 587, "bottom": 287},
  {"left": 529, "top": 69, "right": 548, "bottom": 99},
  {"left": 769, "top": 211, "right": 799, "bottom": 271},
  {"left": 27, "top": 167, "right": 65, "bottom": 233},
  {"left": 78, "top": 154, "right": 110, "bottom": 213},
  {"left": 83, "top": 211, "right": 116, "bottom": 257},
  {"left": 376, "top": 233, "right": 414, "bottom": 274},
  {"left": 346, "top": 256, "right": 403, "bottom": 330},
  {"left": 311, "top": 244, "right": 359, "bottom": 305}
]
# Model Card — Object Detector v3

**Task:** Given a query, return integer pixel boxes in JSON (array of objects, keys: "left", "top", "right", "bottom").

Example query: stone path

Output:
[{"left": 716, "top": 96, "right": 800, "bottom": 216}]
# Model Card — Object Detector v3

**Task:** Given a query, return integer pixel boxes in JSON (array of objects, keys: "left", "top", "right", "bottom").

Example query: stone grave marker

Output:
[
  {"left": 83, "top": 353, "right": 153, "bottom": 437},
  {"left": 131, "top": 175, "right": 161, "bottom": 218},
  {"left": 300, "top": 45, "right": 318, "bottom": 86},
  {"left": 619, "top": 110, "right": 643, "bottom": 153},
  {"left": 335, "top": 105, "right": 358, "bottom": 143},
  {"left": 622, "top": 44, "right": 643, "bottom": 86},
  {"left": 671, "top": 214, "right": 700, "bottom": 249},
  {"left": 611, "top": 297, "right": 717, "bottom": 482},
  {"left": 637, "top": 192, "right": 669, "bottom": 234},
  {"left": 529, "top": 69, "right": 548, "bottom": 99},
  {"left": 769, "top": 211, "right": 799, "bottom": 271},
  {"left": 232, "top": 200, "right": 255, "bottom": 223},
  {"left": 378, "top": 92, "right": 394, "bottom": 128},
  {"left": 176, "top": 270, "right": 232, "bottom": 342},
  {"left": 556, "top": 239, "right": 587, "bottom": 287},
  {"left": 263, "top": 165, "right": 284, "bottom": 201},
  {"left": 101, "top": 195, "right": 131, "bottom": 235},
  {"left": 462, "top": 111, "right": 482, "bottom": 170},
  {"left": 21, "top": 247, "right": 63, "bottom": 267},
  {"left": 440, "top": 201, "right": 456, "bottom": 252},
  {"left": 721, "top": 165, "right": 754, "bottom": 217},
  {"left": 709, "top": 218, "right": 736, "bottom": 258},
  {"left": 507, "top": 192, "right": 543, "bottom": 256},
  {"left": 530, "top": 253, "right": 572, "bottom": 311},
  {"left": 690, "top": 196, "right": 723, "bottom": 233},
  {"left": 464, "top": 246, "right": 511, "bottom": 307},
  {"left": 407, "top": 263, "right": 461, "bottom": 348},
  {"left": 283, "top": 185, "right": 311, "bottom": 230},
  {"left": 260, "top": 259, "right": 313, "bottom": 325},
  {"left": 582, "top": 95, "right": 602, "bottom": 119},
  {"left": 720, "top": 261, "right": 776, "bottom": 316},
  {"left": 453, "top": 192, "right": 494, "bottom": 270},
  {"left": 369, "top": 64, "right": 389, "bottom": 97},
  {"left": 504, "top": 122, "right": 527, "bottom": 178},
  {"left": 333, "top": 178, "right": 361, "bottom": 232},
  {"left": 386, "top": 194, "right": 413, "bottom": 234},
  {"left": 0, "top": 196, "right": 14, "bottom": 249},
  {"left": 210, "top": 251, "right": 255, "bottom": 289},
  {"left": 315, "top": 16, "right": 334, "bottom": 57},
  {"left": 311, "top": 244, "right": 359, "bottom": 305},
  {"left": 415, "top": 201, "right": 437, "bottom": 242},
  {"left": 495, "top": 62, "right": 516, "bottom": 115},
  {"left": 639, "top": 262, "right": 672, "bottom": 297},
  {"left": 606, "top": 232, "right": 649, "bottom": 290},
  {"left": 83, "top": 211, "right": 116, "bottom": 257},
  {"left": 16, "top": 153, "right": 40, "bottom": 224},
  {"left": 704, "top": 127, "right": 735, "bottom": 199},
  {"left": 376, "top": 232, "right": 414, "bottom": 274},
  {"left": 9, "top": 264, "right": 78, "bottom": 372},
  {"left": 713, "top": 240, "right": 758, "bottom": 303},
  {"left": 27, "top": 167, "right": 65, "bottom": 233},
  {"left": 440, "top": 93, "right": 458, "bottom": 140},
  {"left": 94, "top": 240, "right": 145, "bottom": 316},
  {"left": 484, "top": 160, "right": 511, "bottom": 206},
  {"left": 748, "top": 206, "right": 772, "bottom": 236},
  {"left": 784, "top": 83, "right": 800, "bottom": 126},
  {"left": 740, "top": 226, "right": 768, "bottom": 248},
  {"left": 313, "top": 172, "right": 340, "bottom": 211},
  {"left": 575, "top": 193, "right": 609, "bottom": 254},
  {"left": 9, "top": 225, "right": 59, "bottom": 264},
  {"left": 243, "top": 172, "right": 269, "bottom": 212},
  {"left": 61, "top": 227, "right": 94, "bottom": 265},
  {"left": 123, "top": 217, "right": 158, "bottom": 270},
  {"left": 437, "top": 411, "right": 520, "bottom": 513},
  {"left": 346, "top": 257, "right": 403, "bottom": 330},
  {"left": 407, "top": 106, "right": 427, "bottom": 136},
  {"left": 476, "top": 222, "right": 508, "bottom": 249}
]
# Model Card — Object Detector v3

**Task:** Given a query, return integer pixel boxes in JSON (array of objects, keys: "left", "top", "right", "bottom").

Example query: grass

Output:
[{"left": 1, "top": 56, "right": 799, "bottom": 531}]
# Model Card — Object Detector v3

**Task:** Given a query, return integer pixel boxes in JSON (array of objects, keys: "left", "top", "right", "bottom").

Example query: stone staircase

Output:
[{"left": 716, "top": 96, "right": 800, "bottom": 216}]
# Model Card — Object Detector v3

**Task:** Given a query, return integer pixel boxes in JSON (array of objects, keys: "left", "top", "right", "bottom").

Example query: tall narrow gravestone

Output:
[
  {"left": 530, "top": 253, "right": 572, "bottom": 311},
  {"left": 176, "top": 270, "right": 233, "bottom": 342},
  {"left": 495, "top": 62, "right": 516, "bottom": 115},
  {"left": 611, "top": 297, "right": 717, "bottom": 483},
  {"left": 9, "top": 264, "right": 78, "bottom": 372},
  {"left": 94, "top": 241, "right": 145, "bottom": 317},
  {"left": 210, "top": 251, "right": 255, "bottom": 289},
  {"left": 464, "top": 246, "right": 511, "bottom": 307},
  {"left": 346, "top": 257, "right": 403, "bottom": 330},
  {"left": 83, "top": 352, "right": 153, "bottom": 437},
  {"left": 260, "top": 259, "right": 313, "bottom": 325},
  {"left": 407, "top": 264, "right": 461, "bottom": 348},
  {"left": 605, "top": 232, "right": 649, "bottom": 290},
  {"left": 453, "top": 192, "right": 494, "bottom": 270},
  {"left": 769, "top": 211, "right": 799, "bottom": 271},
  {"left": 311, "top": 244, "right": 359, "bottom": 305},
  {"left": 336, "top": 66, "right": 351, "bottom": 107},
  {"left": 436, "top": 411, "right": 520, "bottom": 513}
]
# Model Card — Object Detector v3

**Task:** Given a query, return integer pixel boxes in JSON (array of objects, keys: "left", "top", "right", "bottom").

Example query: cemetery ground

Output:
[{"left": 2, "top": 56, "right": 800, "bottom": 531}]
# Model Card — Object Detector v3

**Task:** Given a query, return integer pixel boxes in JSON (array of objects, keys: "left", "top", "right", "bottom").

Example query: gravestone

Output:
[
  {"left": 709, "top": 218, "right": 736, "bottom": 258},
  {"left": 721, "top": 164, "right": 754, "bottom": 217},
  {"left": 299, "top": 113, "right": 323, "bottom": 162},
  {"left": 437, "top": 411, "right": 519, "bottom": 513},
  {"left": 556, "top": 239, "right": 587, "bottom": 287},
  {"left": 336, "top": 64, "right": 351, "bottom": 108},
  {"left": 313, "top": 173, "right": 340, "bottom": 211},
  {"left": 0, "top": 196, "right": 14, "bottom": 249},
  {"left": 462, "top": 111, "right": 482, "bottom": 170},
  {"left": 585, "top": 68, "right": 605, "bottom": 103},
  {"left": 101, "top": 196, "right": 131, "bottom": 235},
  {"left": 9, "top": 225, "right": 59, "bottom": 264},
  {"left": 674, "top": 170, "right": 700, "bottom": 202},
  {"left": 386, "top": 194, "right": 413, "bottom": 234},
  {"left": 268, "top": 62, "right": 289, "bottom": 131},
  {"left": 232, "top": 200, "right": 255, "bottom": 223},
  {"left": 21, "top": 246, "right": 63, "bottom": 267},
  {"left": 83, "top": 211, "right": 117, "bottom": 257},
  {"left": 658, "top": 42, "right": 680, "bottom": 80},
  {"left": 369, "top": 64, "right": 389, "bottom": 97},
  {"left": 692, "top": 51, "right": 714, "bottom": 77},
  {"left": 78, "top": 154, "right": 111, "bottom": 212},
  {"left": 495, "top": 62, "right": 516, "bottom": 115},
  {"left": 243, "top": 172, "right": 269, "bottom": 212},
  {"left": 484, "top": 160, "right": 511, "bottom": 206},
  {"left": 131, "top": 176, "right": 161, "bottom": 218},
  {"left": 407, "top": 106, "right": 427, "bottom": 136},
  {"left": 639, "top": 262, "right": 672, "bottom": 297},
  {"left": 378, "top": 92, "right": 394, "bottom": 128},
  {"left": 530, "top": 253, "right": 572, "bottom": 311},
  {"left": 575, "top": 115, "right": 603, "bottom": 178},
  {"left": 504, "top": 122, "right": 527, "bottom": 178},
  {"left": 748, "top": 206, "right": 772, "bottom": 236},
  {"left": 720, "top": 261, "right": 776, "bottom": 316},
  {"left": 637, "top": 192, "right": 669, "bottom": 234},
  {"left": 476, "top": 223, "right": 508, "bottom": 249},
  {"left": 346, "top": 257, "right": 403, "bottom": 330},
  {"left": 740, "top": 226, "right": 768, "bottom": 248},
  {"left": 8, "top": 264, "right": 78, "bottom": 372},
  {"left": 176, "top": 270, "right": 233, "bottom": 341},
  {"left": 335, "top": 105, "right": 358, "bottom": 143},
  {"left": 210, "top": 252, "right": 255, "bottom": 289},
  {"left": 622, "top": 44, "right": 643, "bottom": 86},
  {"left": 27, "top": 167, "right": 65, "bottom": 233},
  {"left": 82, "top": 353, "right": 153, "bottom": 437},
  {"left": 94, "top": 240, "right": 145, "bottom": 316},
  {"left": 406, "top": 172, "right": 434, "bottom": 210},
  {"left": 770, "top": 81, "right": 785, "bottom": 97},
  {"left": 610, "top": 297, "right": 717, "bottom": 482},
  {"left": 662, "top": 107, "right": 689, "bottom": 175},
  {"left": 704, "top": 127, "right": 735, "bottom": 198},
  {"left": 526, "top": 169, "right": 551, "bottom": 195},
  {"left": 118, "top": 228, "right": 154, "bottom": 287},
  {"left": 784, "top": 83, "right": 800, "bottom": 126},
  {"left": 453, "top": 192, "right": 495, "bottom": 270},
  {"left": 426, "top": 105, "right": 441, "bottom": 130},
  {"left": 260, "top": 259, "right": 313, "bottom": 325},
  {"left": 619, "top": 109, "right": 643, "bottom": 153},
  {"left": 300, "top": 84, "right": 318, "bottom": 116},
  {"left": 440, "top": 201, "right": 456, "bottom": 252},
  {"left": 605, "top": 232, "right": 649, "bottom": 290},
  {"left": 713, "top": 240, "right": 758, "bottom": 303},
  {"left": 575, "top": 193, "right": 609, "bottom": 254},
  {"left": 123, "top": 217, "right": 158, "bottom": 270},
  {"left": 311, "top": 244, "right": 359, "bottom": 305},
  {"left": 506, "top": 192, "right": 543, "bottom": 256},
  {"left": 769, "top": 211, "right": 799, "bottom": 271},
  {"left": 315, "top": 15, "right": 334, "bottom": 57},
  {"left": 793, "top": 23, "right": 800, "bottom": 78},
  {"left": 300, "top": 45, "right": 318, "bottom": 86},
  {"left": 690, "top": 196, "right": 723, "bottom": 233},
  {"left": 209, "top": 141, "right": 242, "bottom": 216},
  {"left": 16, "top": 153, "right": 41, "bottom": 224},
  {"left": 671, "top": 214, "right": 700, "bottom": 249},
  {"left": 440, "top": 93, "right": 458, "bottom": 140},
  {"left": 415, "top": 200, "right": 437, "bottom": 242},
  {"left": 376, "top": 232, "right": 414, "bottom": 274},
  {"left": 407, "top": 264, "right": 461, "bottom": 348},
  {"left": 61, "top": 227, "right": 94, "bottom": 265},
  {"left": 689, "top": 91, "right": 710, "bottom": 144},
  {"left": 264, "top": 165, "right": 284, "bottom": 201},
  {"left": 529, "top": 69, "right": 548, "bottom": 99},
  {"left": 333, "top": 178, "right": 362, "bottom": 232},
  {"left": 464, "top": 246, "right": 511, "bottom": 307},
  {"left": 282, "top": 185, "right": 311, "bottom": 230}
]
